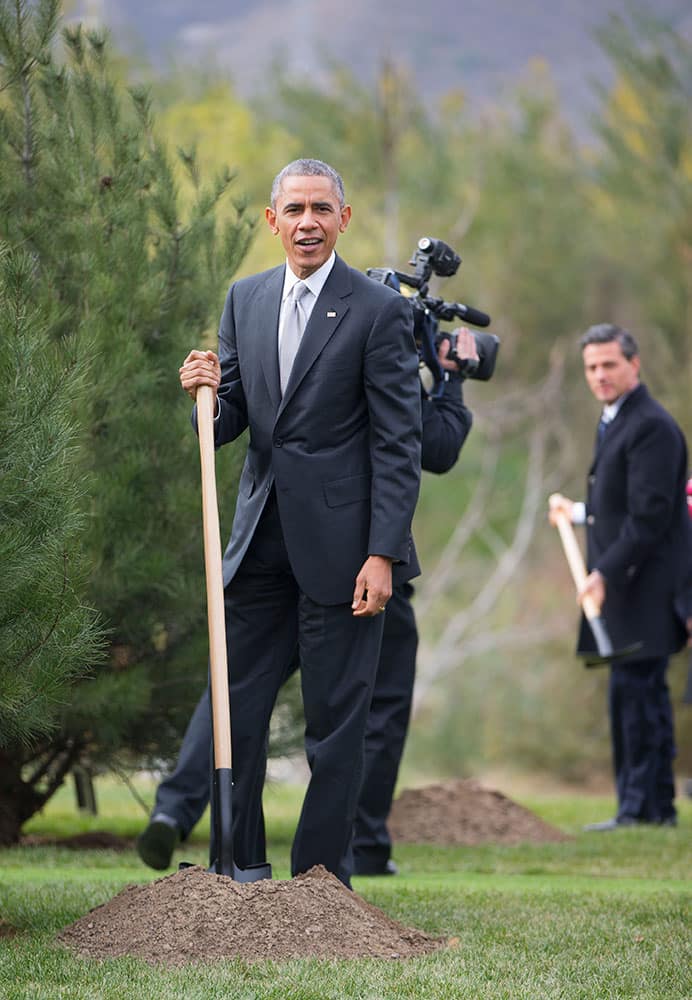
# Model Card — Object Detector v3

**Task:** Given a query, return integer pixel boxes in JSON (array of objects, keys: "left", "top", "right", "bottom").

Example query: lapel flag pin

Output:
[{"left": 327, "top": 310, "right": 337, "bottom": 318}]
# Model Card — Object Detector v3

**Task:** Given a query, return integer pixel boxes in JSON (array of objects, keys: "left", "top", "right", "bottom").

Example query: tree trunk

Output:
[{"left": 0, "top": 750, "right": 43, "bottom": 845}]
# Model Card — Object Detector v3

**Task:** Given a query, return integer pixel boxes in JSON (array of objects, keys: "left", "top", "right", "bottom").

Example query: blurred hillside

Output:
[{"left": 73, "top": 0, "right": 692, "bottom": 137}]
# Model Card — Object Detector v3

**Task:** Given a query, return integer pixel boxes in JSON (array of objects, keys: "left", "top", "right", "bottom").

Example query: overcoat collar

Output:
[{"left": 590, "top": 383, "right": 648, "bottom": 470}]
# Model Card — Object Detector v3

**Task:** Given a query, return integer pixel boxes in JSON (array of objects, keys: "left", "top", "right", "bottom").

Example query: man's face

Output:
[
  {"left": 265, "top": 174, "right": 351, "bottom": 278},
  {"left": 582, "top": 340, "right": 640, "bottom": 405}
]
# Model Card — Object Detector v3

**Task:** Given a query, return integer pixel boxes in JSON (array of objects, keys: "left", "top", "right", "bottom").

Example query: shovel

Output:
[
  {"left": 549, "top": 494, "right": 642, "bottom": 667},
  {"left": 192, "top": 384, "right": 272, "bottom": 881}
]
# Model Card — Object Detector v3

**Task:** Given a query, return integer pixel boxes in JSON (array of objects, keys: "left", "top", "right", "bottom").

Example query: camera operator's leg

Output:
[
  {"left": 352, "top": 583, "right": 418, "bottom": 875},
  {"left": 136, "top": 689, "right": 212, "bottom": 870}
]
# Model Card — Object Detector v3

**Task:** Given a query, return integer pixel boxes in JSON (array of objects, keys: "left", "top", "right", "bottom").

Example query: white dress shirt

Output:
[{"left": 278, "top": 251, "right": 336, "bottom": 352}]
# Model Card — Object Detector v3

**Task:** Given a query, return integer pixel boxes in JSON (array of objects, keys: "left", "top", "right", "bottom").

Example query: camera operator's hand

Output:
[{"left": 438, "top": 327, "right": 479, "bottom": 372}]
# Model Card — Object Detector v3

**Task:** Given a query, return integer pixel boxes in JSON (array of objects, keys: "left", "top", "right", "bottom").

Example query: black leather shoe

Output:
[
  {"left": 353, "top": 858, "right": 399, "bottom": 876},
  {"left": 136, "top": 820, "right": 179, "bottom": 870},
  {"left": 583, "top": 816, "right": 640, "bottom": 832}
]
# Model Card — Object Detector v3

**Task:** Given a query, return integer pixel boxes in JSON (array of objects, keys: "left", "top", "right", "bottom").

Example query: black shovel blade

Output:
[
  {"left": 212, "top": 766, "right": 272, "bottom": 882},
  {"left": 178, "top": 859, "right": 273, "bottom": 881},
  {"left": 225, "top": 860, "right": 272, "bottom": 882},
  {"left": 582, "top": 642, "right": 644, "bottom": 668},
  {"left": 581, "top": 614, "right": 643, "bottom": 668}
]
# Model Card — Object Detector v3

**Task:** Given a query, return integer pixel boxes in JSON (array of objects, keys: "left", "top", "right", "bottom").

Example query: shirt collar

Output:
[
  {"left": 282, "top": 251, "right": 335, "bottom": 302},
  {"left": 602, "top": 386, "right": 635, "bottom": 423}
]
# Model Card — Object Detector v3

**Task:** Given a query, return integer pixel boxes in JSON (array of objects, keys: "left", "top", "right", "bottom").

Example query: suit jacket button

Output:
[
  {"left": 588, "top": 475, "right": 596, "bottom": 485},
  {"left": 274, "top": 438, "right": 283, "bottom": 448},
  {"left": 586, "top": 514, "right": 595, "bottom": 525}
]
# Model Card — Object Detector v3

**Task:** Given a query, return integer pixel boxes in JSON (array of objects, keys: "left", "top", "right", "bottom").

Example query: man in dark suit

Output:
[
  {"left": 137, "top": 333, "right": 473, "bottom": 875},
  {"left": 178, "top": 159, "right": 421, "bottom": 885},
  {"left": 550, "top": 323, "right": 692, "bottom": 829}
]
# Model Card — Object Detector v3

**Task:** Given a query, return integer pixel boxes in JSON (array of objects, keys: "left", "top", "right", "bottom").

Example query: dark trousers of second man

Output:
[{"left": 609, "top": 656, "right": 676, "bottom": 823}]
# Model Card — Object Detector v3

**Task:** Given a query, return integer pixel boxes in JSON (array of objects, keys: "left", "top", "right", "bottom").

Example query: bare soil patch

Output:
[
  {"left": 388, "top": 778, "right": 571, "bottom": 845},
  {"left": 58, "top": 865, "right": 444, "bottom": 965},
  {"left": 21, "top": 831, "right": 131, "bottom": 851},
  {"left": 0, "top": 918, "right": 19, "bottom": 939}
]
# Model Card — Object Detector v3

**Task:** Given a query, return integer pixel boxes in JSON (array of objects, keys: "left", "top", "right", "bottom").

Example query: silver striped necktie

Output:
[{"left": 279, "top": 281, "right": 310, "bottom": 394}]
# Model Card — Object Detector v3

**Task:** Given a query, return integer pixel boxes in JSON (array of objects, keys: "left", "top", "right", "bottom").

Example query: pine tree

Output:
[
  {"left": 592, "top": 11, "right": 692, "bottom": 417},
  {"left": 0, "top": 0, "right": 254, "bottom": 841}
]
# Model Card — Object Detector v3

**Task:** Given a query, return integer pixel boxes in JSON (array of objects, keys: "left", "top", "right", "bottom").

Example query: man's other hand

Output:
[
  {"left": 578, "top": 569, "right": 606, "bottom": 614},
  {"left": 352, "top": 555, "right": 393, "bottom": 617}
]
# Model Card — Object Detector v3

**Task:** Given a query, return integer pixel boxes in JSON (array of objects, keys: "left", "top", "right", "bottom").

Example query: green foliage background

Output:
[{"left": 0, "top": 1, "right": 690, "bottom": 833}]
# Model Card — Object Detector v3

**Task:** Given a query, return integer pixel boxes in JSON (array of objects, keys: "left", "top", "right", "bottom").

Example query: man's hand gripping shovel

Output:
[
  {"left": 549, "top": 493, "right": 642, "bottom": 667},
  {"left": 181, "top": 385, "right": 272, "bottom": 881}
]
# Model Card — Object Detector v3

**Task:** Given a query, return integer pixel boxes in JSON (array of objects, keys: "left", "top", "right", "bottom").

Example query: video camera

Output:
[{"left": 367, "top": 237, "right": 500, "bottom": 397}]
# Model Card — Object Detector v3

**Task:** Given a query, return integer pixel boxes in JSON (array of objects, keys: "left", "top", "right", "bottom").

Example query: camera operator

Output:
[
  {"left": 351, "top": 328, "right": 476, "bottom": 874},
  {"left": 136, "top": 328, "right": 477, "bottom": 876}
]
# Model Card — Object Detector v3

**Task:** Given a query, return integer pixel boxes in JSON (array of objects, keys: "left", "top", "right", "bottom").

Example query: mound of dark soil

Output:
[
  {"left": 388, "top": 778, "right": 571, "bottom": 846},
  {"left": 58, "top": 865, "right": 444, "bottom": 965}
]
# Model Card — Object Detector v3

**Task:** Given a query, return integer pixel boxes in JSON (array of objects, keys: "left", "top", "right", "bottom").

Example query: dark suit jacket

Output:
[
  {"left": 207, "top": 254, "right": 422, "bottom": 605},
  {"left": 578, "top": 383, "right": 692, "bottom": 660}
]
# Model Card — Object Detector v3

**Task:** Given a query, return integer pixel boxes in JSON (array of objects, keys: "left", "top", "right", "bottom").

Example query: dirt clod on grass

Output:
[
  {"left": 388, "top": 778, "right": 571, "bottom": 846},
  {"left": 58, "top": 864, "right": 444, "bottom": 965}
]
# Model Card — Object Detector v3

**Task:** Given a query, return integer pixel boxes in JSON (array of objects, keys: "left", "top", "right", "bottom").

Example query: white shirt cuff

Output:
[{"left": 572, "top": 502, "right": 586, "bottom": 524}]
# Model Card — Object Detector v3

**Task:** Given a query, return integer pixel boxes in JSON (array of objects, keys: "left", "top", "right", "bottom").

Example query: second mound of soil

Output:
[
  {"left": 387, "top": 778, "right": 570, "bottom": 846},
  {"left": 58, "top": 865, "right": 444, "bottom": 965}
]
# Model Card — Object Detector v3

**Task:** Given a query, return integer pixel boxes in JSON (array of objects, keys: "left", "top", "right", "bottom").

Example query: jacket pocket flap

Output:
[{"left": 324, "top": 474, "right": 370, "bottom": 508}]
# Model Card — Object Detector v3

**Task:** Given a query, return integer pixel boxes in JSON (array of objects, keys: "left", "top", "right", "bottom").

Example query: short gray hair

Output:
[
  {"left": 578, "top": 323, "right": 639, "bottom": 360},
  {"left": 270, "top": 158, "right": 346, "bottom": 209}
]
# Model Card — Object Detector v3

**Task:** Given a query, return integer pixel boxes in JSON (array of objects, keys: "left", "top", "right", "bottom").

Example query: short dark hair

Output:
[
  {"left": 270, "top": 159, "right": 346, "bottom": 209},
  {"left": 578, "top": 323, "right": 639, "bottom": 360}
]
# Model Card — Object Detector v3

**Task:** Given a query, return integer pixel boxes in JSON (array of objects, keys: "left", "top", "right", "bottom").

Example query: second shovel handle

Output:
[{"left": 549, "top": 495, "right": 601, "bottom": 622}]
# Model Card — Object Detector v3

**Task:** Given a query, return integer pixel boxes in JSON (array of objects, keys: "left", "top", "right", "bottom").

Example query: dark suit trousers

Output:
[
  {"left": 150, "top": 584, "right": 415, "bottom": 873},
  {"left": 224, "top": 488, "right": 385, "bottom": 886},
  {"left": 609, "top": 656, "right": 676, "bottom": 822},
  {"left": 352, "top": 581, "right": 418, "bottom": 869}
]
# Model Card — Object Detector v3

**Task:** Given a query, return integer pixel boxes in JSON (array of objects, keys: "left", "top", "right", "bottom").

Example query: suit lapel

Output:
[
  {"left": 277, "top": 256, "right": 352, "bottom": 416},
  {"left": 589, "top": 384, "right": 644, "bottom": 473},
  {"left": 256, "top": 266, "right": 284, "bottom": 410}
]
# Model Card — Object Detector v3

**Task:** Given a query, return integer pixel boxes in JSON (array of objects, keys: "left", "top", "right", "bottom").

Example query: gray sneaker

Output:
[{"left": 583, "top": 816, "right": 640, "bottom": 832}]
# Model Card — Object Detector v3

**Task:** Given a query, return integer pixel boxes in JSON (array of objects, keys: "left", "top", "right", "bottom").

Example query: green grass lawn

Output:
[{"left": 0, "top": 777, "right": 690, "bottom": 999}]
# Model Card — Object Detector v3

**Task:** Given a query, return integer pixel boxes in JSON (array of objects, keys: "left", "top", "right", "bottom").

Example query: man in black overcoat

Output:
[{"left": 550, "top": 324, "right": 692, "bottom": 829}]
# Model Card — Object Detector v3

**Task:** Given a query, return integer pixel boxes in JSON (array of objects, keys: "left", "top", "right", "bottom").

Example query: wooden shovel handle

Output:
[
  {"left": 549, "top": 493, "right": 601, "bottom": 621},
  {"left": 197, "top": 385, "right": 232, "bottom": 770}
]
